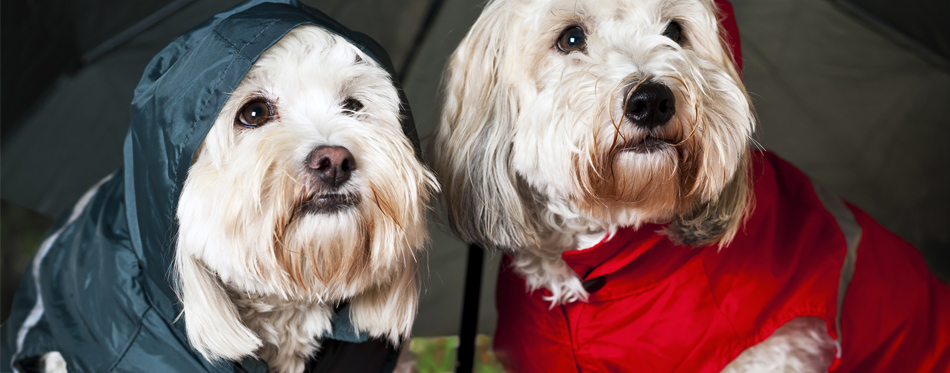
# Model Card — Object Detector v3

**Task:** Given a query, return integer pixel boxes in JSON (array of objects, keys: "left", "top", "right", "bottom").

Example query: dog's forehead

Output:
[
  {"left": 243, "top": 27, "right": 393, "bottom": 100},
  {"left": 256, "top": 28, "right": 371, "bottom": 77},
  {"left": 541, "top": 0, "right": 708, "bottom": 24}
]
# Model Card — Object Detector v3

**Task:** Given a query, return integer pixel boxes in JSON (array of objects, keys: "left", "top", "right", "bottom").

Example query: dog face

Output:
[
  {"left": 433, "top": 0, "right": 753, "bottom": 250},
  {"left": 175, "top": 25, "right": 437, "bottom": 360}
]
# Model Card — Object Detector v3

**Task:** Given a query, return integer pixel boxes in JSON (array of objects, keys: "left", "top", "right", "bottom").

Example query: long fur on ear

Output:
[
  {"left": 175, "top": 254, "right": 262, "bottom": 361},
  {"left": 429, "top": 1, "right": 540, "bottom": 252}
]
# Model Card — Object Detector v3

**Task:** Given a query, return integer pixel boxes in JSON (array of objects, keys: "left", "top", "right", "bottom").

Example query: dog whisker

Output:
[{"left": 748, "top": 136, "right": 765, "bottom": 151}]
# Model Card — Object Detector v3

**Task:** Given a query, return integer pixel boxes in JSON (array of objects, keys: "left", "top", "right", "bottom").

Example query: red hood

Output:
[{"left": 716, "top": 0, "right": 743, "bottom": 74}]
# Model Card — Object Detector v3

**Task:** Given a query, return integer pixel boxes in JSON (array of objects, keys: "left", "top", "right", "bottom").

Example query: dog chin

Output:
[
  {"left": 572, "top": 146, "right": 686, "bottom": 225},
  {"left": 279, "top": 208, "right": 372, "bottom": 293},
  {"left": 619, "top": 137, "right": 677, "bottom": 154},
  {"left": 298, "top": 192, "right": 362, "bottom": 215}
]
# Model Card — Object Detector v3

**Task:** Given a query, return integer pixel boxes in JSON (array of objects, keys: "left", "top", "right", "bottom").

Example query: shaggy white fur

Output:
[
  {"left": 432, "top": 0, "right": 752, "bottom": 305},
  {"left": 173, "top": 25, "right": 438, "bottom": 373},
  {"left": 40, "top": 352, "right": 67, "bottom": 373},
  {"left": 721, "top": 317, "right": 837, "bottom": 373},
  {"left": 431, "top": 0, "right": 834, "bottom": 371}
]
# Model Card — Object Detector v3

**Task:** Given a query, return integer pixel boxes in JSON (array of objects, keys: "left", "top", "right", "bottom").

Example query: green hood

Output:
[{"left": 2, "top": 1, "right": 416, "bottom": 372}]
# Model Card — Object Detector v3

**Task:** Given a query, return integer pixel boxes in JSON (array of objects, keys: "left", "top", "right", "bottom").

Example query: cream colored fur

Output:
[
  {"left": 432, "top": 0, "right": 751, "bottom": 305},
  {"left": 431, "top": 0, "right": 833, "bottom": 371},
  {"left": 40, "top": 352, "right": 67, "bottom": 373},
  {"left": 172, "top": 25, "right": 438, "bottom": 373},
  {"left": 722, "top": 317, "right": 837, "bottom": 373}
]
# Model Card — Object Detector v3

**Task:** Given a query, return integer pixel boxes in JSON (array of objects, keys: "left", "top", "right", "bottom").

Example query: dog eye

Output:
[
  {"left": 342, "top": 97, "right": 363, "bottom": 113},
  {"left": 237, "top": 99, "right": 273, "bottom": 127},
  {"left": 556, "top": 26, "right": 587, "bottom": 53},
  {"left": 663, "top": 20, "right": 684, "bottom": 45}
]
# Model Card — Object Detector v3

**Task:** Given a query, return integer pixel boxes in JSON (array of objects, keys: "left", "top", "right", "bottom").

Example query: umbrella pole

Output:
[{"left": 456, "top": 243, "right": 484, "bottom": 373}]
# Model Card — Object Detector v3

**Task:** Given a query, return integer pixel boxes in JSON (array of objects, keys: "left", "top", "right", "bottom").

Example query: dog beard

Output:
[
  {"left": 578, "top": 146, "right": 695, "bottom": 222},
  {"left": 274, "top": 203, "right": 371, "bottom": 295}
]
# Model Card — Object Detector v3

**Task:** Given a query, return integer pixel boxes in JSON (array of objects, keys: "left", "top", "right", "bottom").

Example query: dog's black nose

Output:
[
  {"left": 625, "top": 82, "right": 676, "bottom": 129},
  {"left": 308, "top": 146, "right": 356, "bottom": 188}
]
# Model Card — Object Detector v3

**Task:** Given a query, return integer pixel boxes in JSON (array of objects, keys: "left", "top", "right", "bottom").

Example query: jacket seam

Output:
[
  {"left": 212, "top": 29, "right": 246, "bottom": 59},
  {"left": 686, "top": 256, "right": 742, "bottom": 373},
  {"left": 238, "top": 20, "right": 279, "bottom": 58},
  {"left": 107, "top": 305, "right": 152, "bottom": 372},
  {"left": 566, "top": 304, "right": 582, "bottom": 373},
  {"left": 211, "top": 19, "right": 279, "bottom": 61}
]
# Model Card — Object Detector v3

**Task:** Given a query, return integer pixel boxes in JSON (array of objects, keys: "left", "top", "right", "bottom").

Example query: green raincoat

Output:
[{"left": 1, "top": 1, "right": 419, "bottom": 371}]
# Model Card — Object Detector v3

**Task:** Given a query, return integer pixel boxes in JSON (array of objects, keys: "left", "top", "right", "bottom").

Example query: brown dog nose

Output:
[
  {"left": 625, "top": 82, "right": 676, "bottom": 130},
  {"left": 308, "top": 146, "right": 356, "bottom": 188}
]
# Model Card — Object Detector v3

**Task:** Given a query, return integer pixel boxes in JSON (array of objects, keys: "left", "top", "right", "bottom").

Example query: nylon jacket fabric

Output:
[
  {"left": 493, "top": 151, "right": 950, "bottom": 372},
  {"left": 715, "top": 0, "right": 741, "bottom": 73},
  {"left": 1, "top": 1, "right": 418, "bottom": 372}
]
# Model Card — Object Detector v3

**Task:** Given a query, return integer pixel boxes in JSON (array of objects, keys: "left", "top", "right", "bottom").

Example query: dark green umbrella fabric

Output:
[{"left": 0, "top": 1, "right": 418, "bottom": 371}]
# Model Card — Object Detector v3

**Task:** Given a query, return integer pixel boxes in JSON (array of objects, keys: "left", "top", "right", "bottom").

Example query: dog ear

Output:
[
  {"left": 429, "top": 1, "right": 540, "bottom": 251},
  {"left": 665, "top": 151, "right": 751, "bottom": 247},
  {"left": 349, "top": 261, "right": 419, "bottom": 345},
  {"left": 175, "top": 254, "right": 262, "bottom": 361}
]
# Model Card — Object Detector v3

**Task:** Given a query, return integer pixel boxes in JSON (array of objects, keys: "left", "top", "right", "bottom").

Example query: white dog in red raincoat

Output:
[{"left": 430, "top": 0, "right": 950, "bottom": 371}]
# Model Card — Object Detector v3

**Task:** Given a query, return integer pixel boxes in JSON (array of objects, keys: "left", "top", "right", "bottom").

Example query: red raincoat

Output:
[{"left": 493, "top": 151, "right": 950, "bottom": 372}]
